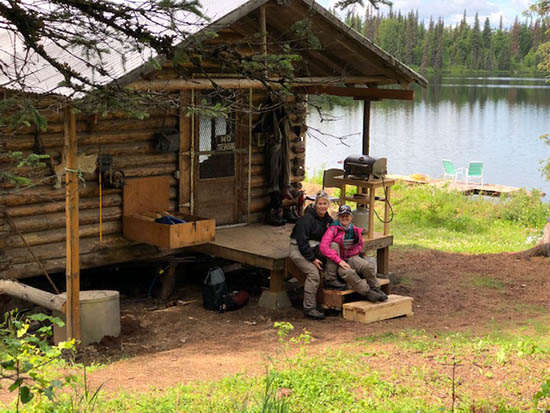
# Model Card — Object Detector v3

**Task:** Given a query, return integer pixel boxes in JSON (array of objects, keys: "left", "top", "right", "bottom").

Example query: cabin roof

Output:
[{"left": 0, "top": 0, "right": 426, "bottom": 96}]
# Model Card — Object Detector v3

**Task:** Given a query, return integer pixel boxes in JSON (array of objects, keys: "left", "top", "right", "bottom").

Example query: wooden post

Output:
[
  {"left": 269, "top": 269, "right": 285, "bottom": 292},
  {"left": 64, "top": 106, "right": 80, "bottom": 341},
  {"left": 377, "top": 247, "right": 389, "bottom": 275},
  {"left": 260, "top": 5, "right": 267, "bottom": 77},
  {"left": 159, "top": 263, "right": 176, "bottom": 300},
  {"left": 362, "top": 100, "right": 371, "bottom": 155}
]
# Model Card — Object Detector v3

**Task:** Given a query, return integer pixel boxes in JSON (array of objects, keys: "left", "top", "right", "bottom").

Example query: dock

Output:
[{"left": 387, "top": 174, "right": 537, "bottom": 197}]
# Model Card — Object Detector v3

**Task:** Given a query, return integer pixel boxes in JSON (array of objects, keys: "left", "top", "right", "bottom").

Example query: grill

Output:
[{"left": 343, "top": 155, "right": 387, "bottom": 180}]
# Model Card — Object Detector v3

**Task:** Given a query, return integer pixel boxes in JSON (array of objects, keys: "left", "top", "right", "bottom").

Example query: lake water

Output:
[{"left": 306, "top": 75, "right": 550, "bottom": 195}]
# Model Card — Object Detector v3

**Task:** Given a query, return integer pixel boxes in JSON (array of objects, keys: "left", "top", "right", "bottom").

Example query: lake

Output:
[{"left": 306, "top": 75, "right": 550, "bottom": 195}]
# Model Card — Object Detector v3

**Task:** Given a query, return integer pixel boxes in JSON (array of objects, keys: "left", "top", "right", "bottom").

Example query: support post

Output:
[
  {"left": 362, "top": 100, "right": 371, "bottom": 155},
  {"left": 258, "top": 267, "right": 291, "bottom": 309},
  {"left": 260, "top": 5, "right": 267, "bottom": 56},
  {"left": 64, "top": 106, "right": 80, "bottom": 341},
  {"left": 159, "top": 263, "right": 177, "bottom": 300},
  {"left": 377, "top": 247, "right": 389, "bottom": 275},
  {"left": 259, "top": 5, "right": 268, "bottom": 78}
]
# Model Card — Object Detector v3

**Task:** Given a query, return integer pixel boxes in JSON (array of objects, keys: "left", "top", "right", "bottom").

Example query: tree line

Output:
[{"left": 338, "top": 7, "right": 550, "bottom": 72}]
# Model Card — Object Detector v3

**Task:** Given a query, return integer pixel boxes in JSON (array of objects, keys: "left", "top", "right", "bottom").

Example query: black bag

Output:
[
  {"left": 202, "top": 267, "right": 228, "bottom": 311},
  {"left": 219, "top": 290, "right": 249, "bottom": 313},
  {"left": 154, "top": 128, "right": 179, "bottom": 152}
]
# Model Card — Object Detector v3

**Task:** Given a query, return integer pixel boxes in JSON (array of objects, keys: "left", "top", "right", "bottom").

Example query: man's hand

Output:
[
  {"left": 338, "top": 260, "right": 351, "bottom": 270},
  {"left": 312, "top": 259, "right": 323, "bottom": 270}
]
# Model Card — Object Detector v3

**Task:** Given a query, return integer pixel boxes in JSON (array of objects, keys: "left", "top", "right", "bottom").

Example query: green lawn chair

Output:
[
  {"left": 465, "top": 161, "right": 484, "bottom": 184},
  {"left": 442, "top": 159, "right": 464, "bottom": 182}
]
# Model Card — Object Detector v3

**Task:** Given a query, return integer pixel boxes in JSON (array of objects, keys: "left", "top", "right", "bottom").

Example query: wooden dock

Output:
[{"left": 387, "top": 174, "right": 537, "bottom": 197}]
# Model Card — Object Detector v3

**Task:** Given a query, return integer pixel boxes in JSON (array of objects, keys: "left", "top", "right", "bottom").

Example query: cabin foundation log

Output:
[{"left": 0, "top": 280, "right": 65, "bottom": 312}]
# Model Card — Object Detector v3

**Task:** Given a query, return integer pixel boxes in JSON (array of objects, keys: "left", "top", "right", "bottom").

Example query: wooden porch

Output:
[{"left": 191, "top": 223, "right": 393, "bottom": 309}]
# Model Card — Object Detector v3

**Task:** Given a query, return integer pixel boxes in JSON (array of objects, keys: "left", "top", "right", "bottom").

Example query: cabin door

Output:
[{"left": 193, "top": 97, "right": 241, "bottom": 225}]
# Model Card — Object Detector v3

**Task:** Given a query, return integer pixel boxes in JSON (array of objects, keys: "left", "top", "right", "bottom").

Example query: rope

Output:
[{"left": 64, "top": 167, "right": 86, "bottom": 185}]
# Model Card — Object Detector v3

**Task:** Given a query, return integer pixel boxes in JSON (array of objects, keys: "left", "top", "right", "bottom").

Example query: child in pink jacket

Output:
[{"left": 320, "top": 205, "right": 387, "bottom": 302}]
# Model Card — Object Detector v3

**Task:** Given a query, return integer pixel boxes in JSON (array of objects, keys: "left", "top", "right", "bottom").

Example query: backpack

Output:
[
  {"left": 219, "top": 290, "right": 249, "bottom": 313},
  {"left": 202, "top": 267, "right": 228, "bottom": 311}
]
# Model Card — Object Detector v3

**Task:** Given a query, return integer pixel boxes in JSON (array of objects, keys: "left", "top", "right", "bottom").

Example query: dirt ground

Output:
[
  {"left": 1, "top": 248, "right": 549, "bottom": 406},
  {"left": 82, "top": 249, "right": 550, "bottom": 396}
]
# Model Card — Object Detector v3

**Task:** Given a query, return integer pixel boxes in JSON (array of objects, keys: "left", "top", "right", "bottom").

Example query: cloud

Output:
[{"left": 320, "top": 0, "right": 529, "bottom": 27}]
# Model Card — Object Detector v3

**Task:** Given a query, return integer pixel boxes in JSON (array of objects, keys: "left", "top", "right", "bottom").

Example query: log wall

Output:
[
  {"left": 1, "top": 108, "right": 181, "bottom": 279},
  {"left": 0, "top": 95, "right": 307, "bottom": 280}
]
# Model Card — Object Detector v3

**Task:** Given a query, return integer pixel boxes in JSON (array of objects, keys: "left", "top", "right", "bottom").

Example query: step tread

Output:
[{"left": 342, "top": 294, "right": 413, "bottom": 324}]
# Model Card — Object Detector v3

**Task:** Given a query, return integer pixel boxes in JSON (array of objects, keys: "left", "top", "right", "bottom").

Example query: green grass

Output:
[
  {"left": 308, "top": 180, "right": 550, "bottom": 254},
  {"left": 9, "top": 320, "right": 550, "bottom": 412},
  {"left": 469, "top": 275, "right": 507, "bottom": 290}
]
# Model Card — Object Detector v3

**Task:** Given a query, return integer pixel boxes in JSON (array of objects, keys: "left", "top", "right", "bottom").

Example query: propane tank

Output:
[{"left": 352, "top": 205, "right": 370, "bottom": 234}]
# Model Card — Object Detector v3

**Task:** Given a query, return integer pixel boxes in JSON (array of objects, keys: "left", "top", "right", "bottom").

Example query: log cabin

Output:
[{"left": 0, "top": 0, "right": 427, "bottom": 315}]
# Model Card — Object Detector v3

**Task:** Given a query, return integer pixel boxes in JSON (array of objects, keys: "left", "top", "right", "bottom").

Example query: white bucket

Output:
[{"left": 53, "top": 290, "right": 120, "bottom": 346}]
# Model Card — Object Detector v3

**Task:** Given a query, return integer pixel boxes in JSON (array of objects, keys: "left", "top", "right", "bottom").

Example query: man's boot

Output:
[
  {"left": 282, "top": 206, "right": 299, "bottom": 223},
  {"left": 266, "top": 209, "right": 286, "bottom": 226},
  {"left": 324, "top": 278, "right": 348, "bottom": 290},
  {"left": 304, "top": 308, "right": 325, "bottom": 320},
  {"left": 364, "top": 289, "right": 385, "bottom": 303},
  {"left": 265, "top": 191, "right": 286, "bottom": 226},
  {"left": 351, "top": 279, "right": 384, "bottom": 303},
  {"left": 371, "top": 287, "right": 388, "bottom": 301}
]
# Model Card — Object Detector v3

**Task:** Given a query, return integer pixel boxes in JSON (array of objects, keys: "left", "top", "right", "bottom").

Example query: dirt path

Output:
[
  {"left": 83, "top": 248, "right": 550, "bottom": 395},
  {"left": 1, "top": 248, "right": 549, "bottom": 404}
]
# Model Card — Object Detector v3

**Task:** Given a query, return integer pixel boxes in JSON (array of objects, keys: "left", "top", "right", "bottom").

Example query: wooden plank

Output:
[
  {"left": 123, "top": 176, "right": 170, "bottom": 216},
  {"left": 192, "top": 243, "right": 283, "bottom": 271},
  {"left": 64, "top": 106, "right": 80, "bottom": 341},
  {"left": 343, "top": 295, "right": 413, "bottom": 324},
  {"left": 303, "top": 86, "right": 413, "bottom": 101}
]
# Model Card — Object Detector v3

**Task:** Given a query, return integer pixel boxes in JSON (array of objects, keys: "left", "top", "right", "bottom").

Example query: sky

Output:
[{"left": 317, "top": 0, "right": 535, "bottom": 28}]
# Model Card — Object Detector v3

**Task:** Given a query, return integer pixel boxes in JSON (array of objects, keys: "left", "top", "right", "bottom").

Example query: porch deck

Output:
[{"left": 192, "top": 224, "right": 393, "bottom": 309}]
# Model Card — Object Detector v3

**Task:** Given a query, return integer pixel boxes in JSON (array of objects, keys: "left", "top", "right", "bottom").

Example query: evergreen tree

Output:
[
  {"left": 510, "top": 17, "right": 522, "bottom": 63},
  {"left": 470, "top": 13, "right": 483, "bottom": 69},
  {"left": 432, "top": 18, "right": 444, "bottom": 70},
  {"left": 421, "top": 17, "right": 434, "bottom": 71},
  {"left": 482, "top": 17, "right": 492, "bottom": 49}
]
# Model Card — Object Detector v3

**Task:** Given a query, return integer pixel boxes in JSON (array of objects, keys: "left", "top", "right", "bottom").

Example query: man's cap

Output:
[{"left": 338, "top": 205, "right": 352, "bottom": 216}]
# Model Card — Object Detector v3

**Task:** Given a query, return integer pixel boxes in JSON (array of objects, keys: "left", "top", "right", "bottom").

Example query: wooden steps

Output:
[
  {"left": 342, "top": 294, "right": 413, "bottom": 324},
  {"left": 320, "top": 278, "right": 390, "bottom": 310}
]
